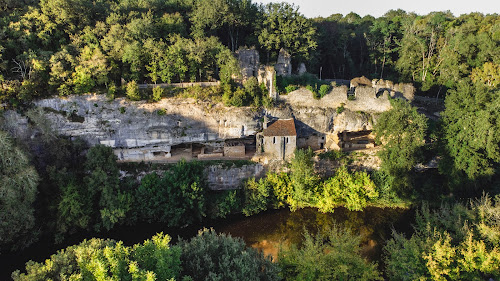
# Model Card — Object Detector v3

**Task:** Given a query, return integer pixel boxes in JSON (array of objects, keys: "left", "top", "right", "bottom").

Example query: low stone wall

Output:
[
  {"left": 138, "top": 81, "right": 220, "bottom": 89},
  {"left": 205, "top": 164, "right": 265, "bottom": 190},
  {"left": 198, "top": 152, "right": 224, "bottom": 159},
  {"left": 224, "top": 145, "right": 245, "bottom": 157}
]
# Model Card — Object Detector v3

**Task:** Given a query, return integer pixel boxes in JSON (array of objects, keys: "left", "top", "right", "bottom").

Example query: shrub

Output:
[
  {"left": 179, "top": 229, "right": 280, "bottom": 281},
  {"left": 285, "top": 84, "right": 298, "bottom": 93},
  {"left": 152, "top": 86, "right": 164, "bottom": 102},
  {"left": 318, "top": 166, "right": 379, "bottom": 212},
  {"left": 156, "top": 109, "right": 166, "bottom": 115},
  {"left": 119, "top": 107, "right": 126, "bottom": 114},
  {"left": 318, "top": 84, "right": 332, "bottom": 98},
  {"left": 336, "top": 103, "right": 345, "bottom": 114},
  {"left": 126, "top": 81, "right": 141, "bottom": 101},
  {"left": 319, "top": 150, "right": 346, "bottom": 160},
  {"left": 107, "top": 83, "right": 116, "bottom": 100},
  {"left": 278, "top": 226, "right": 382, "bottom": 280}
]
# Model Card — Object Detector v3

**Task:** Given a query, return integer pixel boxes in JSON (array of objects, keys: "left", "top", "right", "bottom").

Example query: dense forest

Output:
[
  {"left": 0, "top": 0, "right": 500, "bottom": 280},
  {"left": 0, "top": 0, "right": 499, "bottom": 104}
]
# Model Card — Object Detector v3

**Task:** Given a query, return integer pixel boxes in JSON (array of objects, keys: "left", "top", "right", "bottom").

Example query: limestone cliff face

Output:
[
  {"left": 4, "top": 92, "right": 385, "bottom": 151},
  {"left": 32, "top": 94, "right": 263, "bottom": 147}
]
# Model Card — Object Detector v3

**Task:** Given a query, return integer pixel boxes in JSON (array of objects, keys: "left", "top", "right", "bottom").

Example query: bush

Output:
[
  {"left": 107, "top": 83, "right": 117, "bottom": 100},
  {"left": 179, "top": 229, "right": 280, "bottom": 281},
  {"left": 12, "top": 234, "right": 182, "bottom": 281},
  {"left": 336, "top": 104, "right": 345, "bottom": 114},
  {"left": 243, "top": 178, "right": 274, "bottom": 216},
  {"left": 318, "top": 166, "right": 379, "bottom": 212},
  {"left": 318, "top": 84, "right": 332, "bottom": 98},
  {"left": 285, "top": 84, "right": 298, "bottom": 93},
  {"left": 306, "top": 84, "right": 318, "bottom": 99},
  {"left": 126, "top": 80, "right": 141, "bottom": 101},
  {"left": 152, "top": 86, "right": 164, "bottom": 102},
  {"left": 319, "top": 150, "right": 345, "bottom": 160},
  {"left": 278, "top": 226, "right": 382, "bottom": 281}
]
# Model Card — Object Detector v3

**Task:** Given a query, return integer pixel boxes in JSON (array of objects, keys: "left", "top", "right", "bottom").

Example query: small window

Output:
[
  {"left": 273, "top": 137, "right": 276, "bottom": 144},
  {"left": 286, "top": 137, "right": 289, "bottom": 144}
]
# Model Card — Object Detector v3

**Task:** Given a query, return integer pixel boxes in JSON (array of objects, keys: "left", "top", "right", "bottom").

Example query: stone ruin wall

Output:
[
  {"left": 279, "top": 82, "right": 414, "bottom": 113},
  {"left": 205, "top": 163, "right": 265, "bottom": 190}
]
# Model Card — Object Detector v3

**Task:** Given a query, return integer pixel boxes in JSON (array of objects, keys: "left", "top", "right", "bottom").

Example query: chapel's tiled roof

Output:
[{"left": 263, "top": 119, "right": 296, "bottom": 136}]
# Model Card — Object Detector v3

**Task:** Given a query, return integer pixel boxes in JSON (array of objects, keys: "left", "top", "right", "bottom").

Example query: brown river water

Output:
[{"left": 1, "top": 207, "right": 413, "bottom": 279}]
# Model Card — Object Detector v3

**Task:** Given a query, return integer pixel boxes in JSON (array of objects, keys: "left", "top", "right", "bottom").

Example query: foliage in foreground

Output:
[
  {"left": 179, "top": 228, "right": 280, "bottom": 281},
  {"left": 384, "top": 194, "right": 500, "bottom": 280},
  {"left": 278, "top": 226, "right": 382, "bottom": 281},
  {"left": 12, "top": 230, "right": 280, "bottom": 281},
  {"left": 12, "top": 233, "right": 182, "bottom": 281}
]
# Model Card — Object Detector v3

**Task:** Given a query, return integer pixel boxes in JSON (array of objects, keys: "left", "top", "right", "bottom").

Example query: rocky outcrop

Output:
[
  {"left": 30, "top": 95, "right": 263, "bottom": 147},
  {"left": 3, "top": 90, "right": 387, "bottom": 154}
]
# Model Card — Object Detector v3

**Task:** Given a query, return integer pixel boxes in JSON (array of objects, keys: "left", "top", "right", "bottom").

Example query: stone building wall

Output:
[
  {"left": 223, "top": 145, "right": 245, "bottom": 157},
  {"left": 262, "top": 135, "right": 296, "bottom": 160},
  {"left": 205, "top": 164, "right": 265, "bottom": 190},
  {"left": 274, "top": 49, "right": 292, "bottom": 76},
  {"left": 236, "top": 49, "right": 260, "bottom": 81}
]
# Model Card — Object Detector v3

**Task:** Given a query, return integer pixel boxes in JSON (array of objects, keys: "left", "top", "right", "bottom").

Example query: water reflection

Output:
[
  {"left": 1, "top": 207, "right": 413, "bottom": 280},
  {"left": 214, "top": 207, "right": 413, "bottom": 262}
]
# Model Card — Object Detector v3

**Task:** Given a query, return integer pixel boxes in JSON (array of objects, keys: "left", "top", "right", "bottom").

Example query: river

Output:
[{"left": 1, "top": 207, "right": 413, "bottom": 279}]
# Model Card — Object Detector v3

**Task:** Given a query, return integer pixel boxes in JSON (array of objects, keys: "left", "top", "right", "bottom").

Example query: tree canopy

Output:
[{"left": 0, "top": 130, "right": 39, "bottom": 252}]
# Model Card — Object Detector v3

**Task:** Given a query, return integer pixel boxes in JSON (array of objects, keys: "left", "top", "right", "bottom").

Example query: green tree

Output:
[
  {"left": 318, "top": 166, "right": 378, "bottom": 212},
  {"left": 84, "top": 145, "right": 131, "bottom": 231},
  {"left": 179, "top": 228, "right": 280, "bottom": 281},
  {"left": 289, "top": 148, "right": 320, "bottom": 210},
  {"left": 258, "top": 2, "right": 317, "bottom": 62},
  {"left": 471, "top": 62, "right": 500, "bottom": 87},
  {"left": 441, "top": 81, "right": 500, "bottom": 184},
  {"left": 384, "top": 195, "right": 500, "bottom": 280},
  {"left": 279, "top": 226, "right": 382, "bottom": 281},
  {"left": 39, "top": 0, "right": 109, "bottom": 33},
  {"left": 126, "top": 80, "right": 141, "bottom": 100},
  {"left": 0, "top": 130, "right": 39, "bottom": 251},
  {"left": 243, "top": 177, "right": 273, "bottom": 216},
  {"left": 13, "top": 233, "right": 181, "bottom": 281},
  {"left": 134, "top": 160, "right": 206, "bottom": 227},
  {"left": 374, "top": 98, "right": 428, "bottom": 194},
  {"left": 191, "top": 0, "right": 259, "bottom": 52}
]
